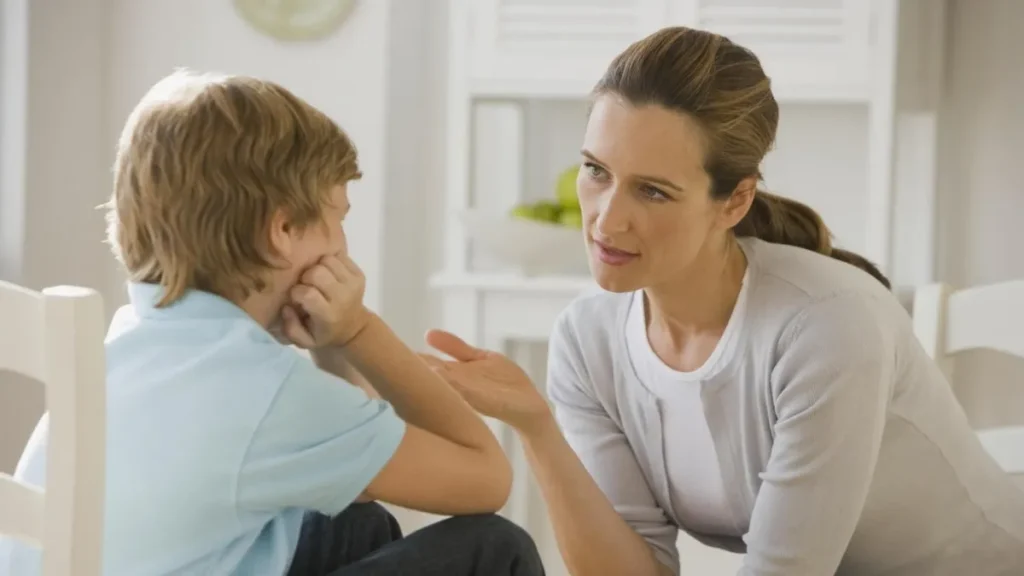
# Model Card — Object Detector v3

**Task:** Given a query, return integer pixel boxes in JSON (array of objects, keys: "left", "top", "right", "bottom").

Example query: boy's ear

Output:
[{"left": 268, "top": 208, "right": 294, "bottom": 259}]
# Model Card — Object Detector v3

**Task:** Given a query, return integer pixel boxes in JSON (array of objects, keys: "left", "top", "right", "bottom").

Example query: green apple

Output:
[
  {"left": 559, "top": 209, "right": 583, "bottom": 229},
  {"left": 510, "top": 204, "right": 537, "bottom": 220},
  {"left": 532, "top": 200, "right": 562, "bottom": 223},
  {"left": 510, "top": 201, "right": 562, "bottom": 224},
  {"left": 555, "top": 165, "right": 580, "bottom": 210}
]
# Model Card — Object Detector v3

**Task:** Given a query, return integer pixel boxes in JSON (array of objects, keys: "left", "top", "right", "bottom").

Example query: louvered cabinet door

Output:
[
  {"left": 674, "top": 0, "right": 873, "bottom": 101},
  {"left": 465, "top": 0, "right": 669, "bottom": 97}
]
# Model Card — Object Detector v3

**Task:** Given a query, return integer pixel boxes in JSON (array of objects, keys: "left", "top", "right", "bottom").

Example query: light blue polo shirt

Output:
[{"left": 0, "top": 283, "right": 406, "bottom": 575}]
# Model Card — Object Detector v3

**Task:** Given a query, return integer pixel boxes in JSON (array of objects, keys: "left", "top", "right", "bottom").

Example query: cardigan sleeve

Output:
[
  {"left": 546, "top": 311, "right": 681, "bottom": 574},
  {"left": 740, "top": 294, "right": 896, "bottom": 575}
]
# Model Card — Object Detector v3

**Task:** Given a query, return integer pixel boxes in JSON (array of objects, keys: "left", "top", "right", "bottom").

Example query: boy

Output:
[{"left": 1, "top": 71, "right": 543, "bottom": 575}]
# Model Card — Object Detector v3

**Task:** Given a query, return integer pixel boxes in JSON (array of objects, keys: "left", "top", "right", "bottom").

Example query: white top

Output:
[
  {"left": 547, "top": 237, "right": 1024, "bottom": 576},
  {"left": 624, "top": 270, "right": 751, "bottom": 537}
]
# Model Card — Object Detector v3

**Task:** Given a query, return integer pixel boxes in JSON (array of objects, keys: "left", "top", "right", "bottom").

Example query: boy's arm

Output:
[
  {"left": 312, "top": 350, "right": 378, "bottom": 504},
  {"left": 313, "top": 314, "right": 512, "bottom": 515},
  {"left": 313, "top": 350, "right": 379, "bottom": 398}
]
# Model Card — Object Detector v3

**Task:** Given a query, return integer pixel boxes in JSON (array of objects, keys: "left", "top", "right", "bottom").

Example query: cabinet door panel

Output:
[
  {"left": 466, "top": 0, "right": 668, "bottom": 96},
  {"left": 679, "top": 0, "right": 873, "bottom": 101}
]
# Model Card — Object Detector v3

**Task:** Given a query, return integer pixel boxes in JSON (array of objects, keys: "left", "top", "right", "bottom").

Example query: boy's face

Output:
[
  {"left": 292, "top": 184, "right": 350, "bottom": 269},
  {"left": 270, "top": 184, "right": 350, "bottom": 297}
]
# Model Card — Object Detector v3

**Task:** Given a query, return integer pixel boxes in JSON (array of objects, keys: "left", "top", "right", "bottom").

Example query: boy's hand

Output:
[
  {"left": 285, "top": 253, "right": 372, "bottom": 347},
  {"left": 277, "top": 305, "right": 316, "bottom": 349}
]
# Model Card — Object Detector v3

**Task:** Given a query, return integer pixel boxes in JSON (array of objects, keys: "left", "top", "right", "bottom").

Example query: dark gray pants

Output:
[{"left": 286, "top": 503, "right": 546, "bottom": 576}]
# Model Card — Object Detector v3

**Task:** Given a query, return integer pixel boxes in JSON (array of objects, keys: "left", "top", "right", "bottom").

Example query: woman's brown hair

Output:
[{"left": 593, "top": 27, "right": 890, "bottom": 288}]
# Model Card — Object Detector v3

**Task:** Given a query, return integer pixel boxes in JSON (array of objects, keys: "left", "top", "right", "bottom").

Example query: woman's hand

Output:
[{"left": 424, "top": 330, "right": 553, "bottom": 436}]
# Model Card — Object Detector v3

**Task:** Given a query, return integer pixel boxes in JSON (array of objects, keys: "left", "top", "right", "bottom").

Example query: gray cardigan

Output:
[{"left": 547, "top": 238, "right": 1024, "bottom": 575}]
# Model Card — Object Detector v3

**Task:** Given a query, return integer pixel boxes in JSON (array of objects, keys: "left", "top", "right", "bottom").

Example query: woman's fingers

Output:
[
  {"left": 425, "top": 329, "right": 488, "bottom": 362},
  {"left": 446, "top": 376, "right": 497, "bottom": 415}
]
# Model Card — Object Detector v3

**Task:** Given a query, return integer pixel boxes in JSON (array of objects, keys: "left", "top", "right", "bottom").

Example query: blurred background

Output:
[{"left": 2, "top": 1, "right": 1022, "bottom": 573}]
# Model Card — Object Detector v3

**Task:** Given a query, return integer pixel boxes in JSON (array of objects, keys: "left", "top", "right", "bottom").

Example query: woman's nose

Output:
[{"left": 595, "top": 188, "right": 630, "bottom": 235}]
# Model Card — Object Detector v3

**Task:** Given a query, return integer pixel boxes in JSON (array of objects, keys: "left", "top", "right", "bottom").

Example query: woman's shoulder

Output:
[
  {"left": 546, "top": 290, "right": 632, "bottom": 390},
  {"left": 743, "top": 239, "right": 907, "bottom": 333},
  {"left": 744, "top": 238, "right": 893, "bottom": 303},
  {"left": 554, "top": 289, "right": 633, "bottom": 344}
]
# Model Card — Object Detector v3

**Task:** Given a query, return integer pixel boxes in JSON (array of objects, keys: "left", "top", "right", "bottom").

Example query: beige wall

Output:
[
  {"left": 1, "top": 0, "right": 113, "bottom": 472},
  {"left": 937, "top": 0, "right": 1024, "bottom": 427}
]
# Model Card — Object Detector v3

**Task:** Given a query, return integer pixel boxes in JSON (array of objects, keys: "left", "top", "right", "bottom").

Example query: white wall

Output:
[
  {"left": 937, "top": 0, "right": 1024, "bottom": 427},
  {"left": 378, "top": 0, "right": 448, "bottom": 348},
  {"left": 107, "top": 0, "right": 392, "bottom": 311},
  {"left": 0, "top": 0, "right": 116, "bottom": 471},
  {"left": 0, "top": 0, "right": 397, "bottom": 471}
]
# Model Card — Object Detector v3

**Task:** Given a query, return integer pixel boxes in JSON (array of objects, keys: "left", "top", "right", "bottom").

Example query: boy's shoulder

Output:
[{"left": 104, "top": 301, "right": 300, "bottom": 425}]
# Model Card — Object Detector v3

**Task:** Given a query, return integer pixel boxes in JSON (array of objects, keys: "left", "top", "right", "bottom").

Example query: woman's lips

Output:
[{"left": 593, "top": 240, "right": 638, "bottom": 266}]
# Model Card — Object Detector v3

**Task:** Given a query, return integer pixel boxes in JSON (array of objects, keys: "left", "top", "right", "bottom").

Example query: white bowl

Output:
[{"left": 460, "top": 209, "right": 590, "bottom": 276}]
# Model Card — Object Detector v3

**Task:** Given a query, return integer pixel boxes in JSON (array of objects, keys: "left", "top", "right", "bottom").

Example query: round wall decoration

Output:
[{"left": 234, "top": 0, "right": 358, "bottom": 42}]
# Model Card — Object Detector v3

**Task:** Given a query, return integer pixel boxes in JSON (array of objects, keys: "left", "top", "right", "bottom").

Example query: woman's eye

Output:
[
  {"left": 641, "top": 185, "right": 668, "bottom": 201},
  {"left": 582, "top": 162, "right": 606, "bottom": 180}
]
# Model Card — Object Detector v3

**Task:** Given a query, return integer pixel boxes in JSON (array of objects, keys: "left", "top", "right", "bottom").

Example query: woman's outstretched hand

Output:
[{"left": 424, "top": 329, "right": 553, "bottom": 436}]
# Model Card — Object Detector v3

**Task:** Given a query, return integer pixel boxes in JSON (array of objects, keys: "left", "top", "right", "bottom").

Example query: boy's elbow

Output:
[{"left": 475, "top": 446, "right": 513, "bottom": 513}]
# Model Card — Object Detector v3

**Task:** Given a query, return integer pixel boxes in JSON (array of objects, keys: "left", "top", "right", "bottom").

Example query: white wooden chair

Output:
[
  {"left": 913, "top": 280, "right": 1024, "bottom": 474},
  {"left": 0, "top": 281, "right": 106, "bottom": 575}
]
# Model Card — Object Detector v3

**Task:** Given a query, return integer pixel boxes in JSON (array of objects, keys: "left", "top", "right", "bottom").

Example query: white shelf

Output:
[
  {"left": 468, "top": 78, "right": 871, "bottom": 104},
  {"left": 430, "top": 271, "right": 595, "bottom": 294}
]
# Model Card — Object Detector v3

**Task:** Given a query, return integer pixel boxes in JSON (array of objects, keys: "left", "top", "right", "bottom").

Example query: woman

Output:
[{"left": 425, "top": 27, "right": 1024, "bottom": 576}]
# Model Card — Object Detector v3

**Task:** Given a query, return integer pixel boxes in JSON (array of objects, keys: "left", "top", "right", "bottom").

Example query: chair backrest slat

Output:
[
  {"left": 945, "top": 280, "right": 1024, "bottom": 358},
  {"left": 913, "top": 280, "right": 1024, "bottom": 475},
  {"left": 0, "top": 476, "right": 44, "bottom": 546},
  {"left": 0, "top": 281, "right": 46, "bottom": 381},
  {"left": 0, "top": 281, "right": 106, "bottom": 576}
]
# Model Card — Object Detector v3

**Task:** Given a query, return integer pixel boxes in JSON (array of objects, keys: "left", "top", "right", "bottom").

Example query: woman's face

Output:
[{"left": 577, "top": 95, "right": 746, "bottom": 293}]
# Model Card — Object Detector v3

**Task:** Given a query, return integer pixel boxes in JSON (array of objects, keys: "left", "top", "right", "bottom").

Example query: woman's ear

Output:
[{"left": 719, "top": 177, "right": 758, "bottom": 229}]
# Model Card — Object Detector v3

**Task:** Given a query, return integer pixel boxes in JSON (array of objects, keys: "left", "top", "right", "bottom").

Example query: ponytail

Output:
[{"left": 734, "top": 191, "right": 891, "bottom": 289}]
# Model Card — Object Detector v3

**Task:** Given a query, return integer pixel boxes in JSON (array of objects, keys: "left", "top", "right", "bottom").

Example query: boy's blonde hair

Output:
[{"left": 107, "top": 69, "right": 361, "bottom": 306}]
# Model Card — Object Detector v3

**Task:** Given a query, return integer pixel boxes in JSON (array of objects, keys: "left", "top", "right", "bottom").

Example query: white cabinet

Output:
[
  {"left": 466, "top": 0, "right": 669, "bottom": 97},
  {"left": 465, "top": 0, "right": 876, "bottom": 102},
  {"left": 675, "top": 0, "right": 873, "bottom": 101}
]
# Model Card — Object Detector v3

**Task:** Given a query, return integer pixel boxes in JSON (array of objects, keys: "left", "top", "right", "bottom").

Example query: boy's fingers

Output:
[
  {"left": 424, "top": 329, "right": 488, "bottom": 362},
  {"left": 320, "top": 255, "right": 349, "bottom": 282},
  {"left": 291, "top": 284, "right": 331, "bottom": 319},
  {"left": 301, "top": 265, "right": 338, "bottom": 295},
  {"left": 281, "top": 305, "right": 316, "bottom": 348},
  {"left": 339, "top": 254, "right": 363, "bottom": 278}
]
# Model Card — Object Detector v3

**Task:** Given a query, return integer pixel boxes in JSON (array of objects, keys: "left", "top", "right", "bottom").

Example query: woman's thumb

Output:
[{"left": 425, "top": 329, "right": 487, "bottom": 362}]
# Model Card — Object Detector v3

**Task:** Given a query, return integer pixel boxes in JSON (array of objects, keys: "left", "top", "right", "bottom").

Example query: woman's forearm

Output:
[
  {"left": 522, "top": 421, "right": 672, "bottom": 576},
  {"left": 317, "top": 314, "right": 499, "bottom": 454}
]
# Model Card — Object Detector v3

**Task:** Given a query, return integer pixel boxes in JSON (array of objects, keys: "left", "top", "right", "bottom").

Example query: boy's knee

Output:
[
  {"left": 339, "top": 502, "right": 401, "bottom": 538},
  {"left": 448, "top": 514, "right": 541, "bottom": 560},
  {"left": 478, "top": 515, "right": 536, "bottom": 551}
]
